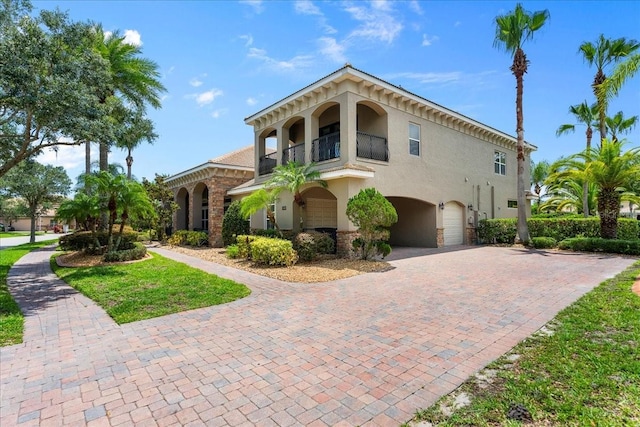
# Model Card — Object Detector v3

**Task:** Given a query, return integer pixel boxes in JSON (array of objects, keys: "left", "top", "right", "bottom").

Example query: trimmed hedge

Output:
[
  {"left": 59, "top": 230, "right": 137, "bottom": 252},
  {"left": 167, "top": 230, "right": 208, "bottom": 247},
  {"left": 236, "top": 235, "right": 298, "bottom": 266},
  {"left": 558, "top": 238, "right": 640, "bottom": 255},
  {"left": 529, "top": 237, "right": 557, "bottom": 249},
  {"left": 292, "top": 231, "right": 335, "bottom": 261},
  {"left": 103, "top": 242, "right": 148, "bottom": 262},
  {"left": 478, "top": 217, "right": 639, "bottom": 243}
]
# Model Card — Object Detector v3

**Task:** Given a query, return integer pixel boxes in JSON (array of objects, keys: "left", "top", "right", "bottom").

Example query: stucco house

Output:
[{"left": 168, "top": 65, "right": 535, "bottom": 252}]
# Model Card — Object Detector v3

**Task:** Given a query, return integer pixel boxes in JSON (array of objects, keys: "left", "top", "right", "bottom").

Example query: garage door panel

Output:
[
  {"left": 443, "top": 202, "right": 463, "bottom": 246},
  {"left": 306, "top": 198, "right": 337, "bottom": 228}
]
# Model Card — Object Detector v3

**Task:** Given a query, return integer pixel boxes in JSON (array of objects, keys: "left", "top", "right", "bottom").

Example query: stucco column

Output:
[
  {"left": 305, "top": 112, "right": 315, "bottom": 163},
  {"left": 276, "top": 124, "right": 284, "bottom": 166},
  {"left": 342, "top": 93, "right": 357, "bottom": 163},
  {"left": 254, "top": 132, "right": 262, "bottom": 180}
]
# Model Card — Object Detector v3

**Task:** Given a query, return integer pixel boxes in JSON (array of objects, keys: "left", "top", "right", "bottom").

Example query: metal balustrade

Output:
[{"left": 357, "top": 131, "right": 388, "bottom": 162}]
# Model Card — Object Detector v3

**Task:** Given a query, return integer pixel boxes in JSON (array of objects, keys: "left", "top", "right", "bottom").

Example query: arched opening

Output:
[
  {"left": 176, "top": 187, "right": 189, "bottom": 230},
  {"left": 443, "top": 201, "right": 464, "bottom": 246},
  {"left": 300, "top": 187, "right": 338, "bottom": 252},
  {"left": 356, "top": 101, "right": 389, "bottom": 161},
  {"left": 283, "top": 116, "right": 306, "bottom": 164},
  {"left": 386, "top": 197, "right": 437, "bottom": 247},
  {"left": 258, "top": 127, "right": 278, "bottom": 175},
  {"left": 312, "top": 102, "right": 340, "bottom": 162},
  {"left": 192, "top": 183, "right": 209, "bottom": 232}
]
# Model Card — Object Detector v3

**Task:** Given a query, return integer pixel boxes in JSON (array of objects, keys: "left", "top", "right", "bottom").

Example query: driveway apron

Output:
[{"left": 0, "top": 245, "right": 635, "bottom": 426}]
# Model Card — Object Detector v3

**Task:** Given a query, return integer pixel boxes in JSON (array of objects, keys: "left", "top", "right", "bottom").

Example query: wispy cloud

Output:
[
  {"left": 294, "top": 0, "right": 336, "bottom": 34},
  {"left": 454, "top": 21, "right": 462, "bottom": 27},
  {"left": 187, "top": 89, "right": 224, "bottom": 106},
  {"left": 239, "top": 34, "right": 254, "bottom": 47},
  {"left": 240, "top": 0, "right": 264, "bottom": 14},
  {"left": 422, "top": 34, "right": 439, "bottom": 47},
  {"left": 246, "top": 97, "right": 258, "bottom": 106},
  {"left": 123, "top": 29, "right": 142, "bottom": 46},
  {"left": 318, "top": 37, "right": 347, "bottom": 63},
  {"left": 189, "top": 74, "right": 207, "bottom": 87},
  {"left": 408, "top": 0, "right": 423, "bottom": 15},
  {"left": 344, "top": 1, "right": 403, "bottom": 44},
  {"left": 388, "top": 70, "right": 497, "bottom": 87},
  {"left": 211, "top": 109, "right": 228, "bottom": 119},
  {"left": 247, "top": 47, "right": 314, "bottom": 73}
]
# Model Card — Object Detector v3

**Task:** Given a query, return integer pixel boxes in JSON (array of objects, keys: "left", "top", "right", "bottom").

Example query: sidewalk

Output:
[{"left": 0, "top": 233, "right": 67, "bottom": 249}]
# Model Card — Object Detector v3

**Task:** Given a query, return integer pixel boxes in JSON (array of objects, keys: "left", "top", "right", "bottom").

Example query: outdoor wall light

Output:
[
  {"left": 439, "top": 202, "right": 445, "bottom": 210},
  {"left": 468, "top": 203, "right": 474, "bottom": 211}
]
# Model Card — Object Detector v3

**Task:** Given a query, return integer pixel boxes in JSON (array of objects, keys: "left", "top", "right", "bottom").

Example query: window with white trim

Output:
[
  {"left": 409, "top": 123, "right": 420, "bottom": 156},
  {"left": 494, "top": 151, "right": 506, "bottom": 175}
]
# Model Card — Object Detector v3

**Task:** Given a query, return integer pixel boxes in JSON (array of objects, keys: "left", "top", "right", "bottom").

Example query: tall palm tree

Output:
[
  {"left": 112, "top": 179, "right": 155, "bottom": 250},
  {"left": 601, "top": 111, "right": 638, "bottom": 143},
  {"left": 266, "top": 162, "right": 327, "bottom": 207},
  {"left": 579, "top": 35, "right": 639, "bottom": 142},
  {"left": 494, "top": 3, "right": 549, "bottom": 244},
  {"left": 598, "top": 53, "right": 640, "bottom": 101},
  {"left": 556, "top": 101, "right": 599, "bottom": 216},
  {"left": 116, "top": 108, "right": 157, "bottom": 179},
  {"left": 549, "top": 139, "right": 640, "bottom": 239},
  {"left": 92, "top": 26, "right": 166, "bottom": 173}
]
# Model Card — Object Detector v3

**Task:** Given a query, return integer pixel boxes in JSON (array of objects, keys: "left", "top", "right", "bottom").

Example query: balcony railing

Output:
[
  {"left": 258, "top": 152, "right": 277, "bottom": 175},
  {"left": 282, "top": 143, "right": 305, "bottom": 165},
  {"left": 357, "top": 131, "right": 388, "bottom": 162},
  {"left": 312, "top": 132, "right": 340, "bottom": 162}
]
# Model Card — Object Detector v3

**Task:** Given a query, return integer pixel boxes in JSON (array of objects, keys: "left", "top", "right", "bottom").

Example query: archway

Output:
[
  {"left": 386, "top": 197, "right": 437, "bottom": 247},
  {"left": 176, "top": 187, "right": 189, "bottom": 230}
]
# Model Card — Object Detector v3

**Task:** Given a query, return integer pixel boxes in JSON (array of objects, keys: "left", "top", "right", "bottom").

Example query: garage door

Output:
[
  {"left": 443, "top": 202, "right": 464, "bottom": 246},
  {"left": 305, "top": 198, "right": 337, "bottom": 228}
]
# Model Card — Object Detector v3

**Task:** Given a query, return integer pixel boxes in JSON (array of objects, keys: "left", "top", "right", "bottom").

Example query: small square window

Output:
[
  {"left": 494, "top": 151, "right": 506, "bottom": 175},
  {"left": 507, "top": 200, "right": 517, "bottom": 208},
  {"left": 409, "top": 123, "right": 420, "bottom": 156}
]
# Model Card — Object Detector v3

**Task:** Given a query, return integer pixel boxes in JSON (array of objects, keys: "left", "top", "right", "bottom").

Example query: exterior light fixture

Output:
[
  {"left": 439, "top": 202, "right": 445, "bottom": 210},
  {"left": 468, "top": 203, "right": 474, "bottom": 211}
]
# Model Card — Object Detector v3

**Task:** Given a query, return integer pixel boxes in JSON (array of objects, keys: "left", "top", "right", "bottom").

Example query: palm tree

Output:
[
  {"left": 530, "top": 159, "right": 550, "bottom": 207},
  {"left": 112, "top": 179, "right": 155, "bottom": 250},
  {"left": 579, "top": 35, "right": 639, "bottom": 142},
  {"left": 494, "top": 3, "right": 550, "bottom": 244},
  {"left": 56, "top": 192, "right": 101, "bottom": 250},
  {"left": 84, "top": 171, "right": 129, "bottom": 251},
  {"left": 597, "top": 53, "right": 640, "bottom": 101},
  {"left": 601, "top": 111, "right": 638, "bottom": 143},
  {"left": 116, "top": 108, "right": 157, "bottom": 179},
  {"left": 549, "top": 139, "right": 640, "bottom": 239},
  {"left": 266, "top": 162, "right": 327, "bottom": 207},
  {"left": 240, "top": 189, "right": 282, "bottom": 236},
  {"left": 91, "top": 26, "right": 166, "bottom": 173},
  {"left": 540, "top": 177, "right": 597, "bottom": 215},
  {"left": 556, "top": 101, "right": 599, "bottom": 216}
]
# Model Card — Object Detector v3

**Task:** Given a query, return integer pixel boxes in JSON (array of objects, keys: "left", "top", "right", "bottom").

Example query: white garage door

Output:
[
  {"left": 305, "top": 198, "right": 337, "bottom": 228},
  {"left": 443, "top": 202, "right": 464, "bottom": 246}
]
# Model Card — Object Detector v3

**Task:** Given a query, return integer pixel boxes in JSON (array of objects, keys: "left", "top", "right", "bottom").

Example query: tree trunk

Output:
[
  {"left": 126, "top": 151, "right": 133, "bottom": 180},
  {"left": 85, "top": 141, "right": 91, "bottom": 176},
  {"left": 593, "top": 69, "right": 607, "bottom": 143},
  {"left": 99, "top": 142, "right": 109, "bottom": 230},
  {"left": 598, "top": 187, "right": 619, "bottom": 239},
  {"left": 582, "top": 127, "right": 593, "bottom": 217},
  {"left": 512, "top": 48, "right": 530, "bottom": 244},
  {"left": 29, "top": 207, "right": 37, "bottom": 244}
]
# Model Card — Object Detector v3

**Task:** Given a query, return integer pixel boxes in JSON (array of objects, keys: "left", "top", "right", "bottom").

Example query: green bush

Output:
[
  {"left": 167, "top": 230, "right": 209, "bottom": 247},
  {"left": 292, "top": 231, "right": 335, "bottom": 261},
  {"left": 617, "top": 218, "right": 640, "bottom": 240},
  {"left": 236, "top": 235, "right": 258, "bottom": 259},
  {"left": 59, "top": 230, "right": 138, "bottom": 252},
  {"left": 476, "top": 218, "right": 517, "bottom": 244},
  {"left": 346, "top": 188, "right": 397, "bottom": 260},
  {"left": 529, "top": 236, "right": 557, "bottom": 249},
  {"left": 103, "top": 242, "right": 148, "bottom": 262},
  {"left": 222, "top": 201, "right": 250, "bottom": 246},
  {"left": 558, "top": 237, "right": 640, "bottom": 255},
  {"left": 249, "top": 237, "right": 298, "bottom": 266},
  {"left": 251, "top": 228, "right": 282, "bottom": 239},
  {"left": 226, "top": 244, "right": 240, "bottom": 259}
]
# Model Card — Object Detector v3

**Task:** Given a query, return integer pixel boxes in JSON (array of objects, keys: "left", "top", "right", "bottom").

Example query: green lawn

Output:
[
  {"left": 51, "top": 252, "right": 251, "bottom": 324},
  {"left": 408, "top": 261, "right": 640, "bottom": 427},
  {"left": 0, "top": 240, "right": 59, "bottom": 346},
  {"left": 0, "top": 231, "right": 36, "bottom": 238}
]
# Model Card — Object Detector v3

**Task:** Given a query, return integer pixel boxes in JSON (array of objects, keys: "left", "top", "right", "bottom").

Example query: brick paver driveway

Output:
[{"left": 1, "top": 245, "right": 635, "bottom": 426}]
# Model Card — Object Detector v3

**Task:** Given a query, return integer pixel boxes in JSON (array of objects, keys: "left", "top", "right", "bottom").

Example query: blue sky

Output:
[{"left": 34, "top": 0, "right": 640, "bottom": 184}]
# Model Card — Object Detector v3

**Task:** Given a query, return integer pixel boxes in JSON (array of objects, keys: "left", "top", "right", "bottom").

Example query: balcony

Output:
[
  {"left": 357, "top": 131, "right": 388, "bottom": 162},
  {"left": 312, "top": 132, "right": 340, "bottom": 162},
  {"left": 258, "top": 152, "right": 277, "bottom": 175},
  {"left": 282, "top": 143, "right": 305, "bottom": 165}
]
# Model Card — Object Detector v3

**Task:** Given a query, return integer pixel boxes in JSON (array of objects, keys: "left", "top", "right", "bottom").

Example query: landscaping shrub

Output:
[
  {"left": 476, "top": 218, "right": 517, "bottom": 244},
  {"left": 346, "top": 188, "right": 397, "bottom": 260},
  {"left": 249, "top": 237, "right": 298, "bottom": 266},
  {"left": 226, "top": 244, "right": 240, "bottom": 259},
  {"left": 59, "top": 230, "right": 137, "bottom": 252},
  {"left": 292, "top": 231, "right": 335, "bottom": 261},
  {"left": 558, "top": 237, "right": 640, "bottom": 255},
  {"left": 167, "top": 230, "right": 208, "bottom": 247},
  {"left": 222, "top": 201, "right": 250, "bottom": 246},
  {"left": 617, "top": 218, "right": 640, "bottom": 240},
  {"left": 251, "top": 228, "right": 281, "bottom": 239},
  {"left": 103, "top": 242, "right": 148, "bottom": 262},
  {"left": 236, "top": 235, "right": 258, "bottom": 259},
  {"left": 529, "top": 236, "right": 557, "bottom": 249}
]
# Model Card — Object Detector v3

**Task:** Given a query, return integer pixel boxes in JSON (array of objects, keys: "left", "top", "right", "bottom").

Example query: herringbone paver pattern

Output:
[{"left": 1, "top": 245, "right": 635, "bottom": 426}]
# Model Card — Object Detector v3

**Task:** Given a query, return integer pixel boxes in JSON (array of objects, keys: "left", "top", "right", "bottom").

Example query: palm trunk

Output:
[
  {"left": 598, "top": 187, "right": 619, "bottom": 239},
  {"left": 582, "top": 126, "right": 593, "bottom": 217},
  {"left": 593, "top": 70, "right": 607, "bottom": 143},
  {"left": 512, "top": 48, "right": 530, "bottom": 244},
  {"left": 99, "top": 142, "right": 109, "bottom": 230},
  {"left": 126, "top": 150, "right": 133, "bottom": 180},
  {"left": 85, "top": 141, "right": 91, "bottom": 176}
]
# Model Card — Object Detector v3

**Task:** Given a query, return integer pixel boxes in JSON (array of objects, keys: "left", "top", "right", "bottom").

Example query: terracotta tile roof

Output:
[{"left": 209, "top": 145, "right": 275, "bottom": 168}]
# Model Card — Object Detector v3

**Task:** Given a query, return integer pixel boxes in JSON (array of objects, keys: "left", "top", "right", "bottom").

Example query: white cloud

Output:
[
  {"left": 318, "top": 37, "right": 346, "bottom": 63},
  {"left": 344, "top": 2, "right": 403, "bottom": 44},
  {"left": 36, "top": 141, "right": 89, "bottom": 173},
  {"left": 409, "top": 0, "right": 423, "bottom": 15},
  {"left": 246, "top": 97, "right": 258, "bottom": 106},
  {"left": 240, "top": 0, "right": 264, "bottom": 14},
  {"left": 123, "top": 29, "right": 142, "bottom": 46},
  {"left": 187, "top": 89, "right": 223, "bottom": 106},
  {"left": 388, "top": 70, "right": 497, "bottom": 87},
  {"left": 211, "top": 109, "right": 228, "bottom": 119},
  {"left": 247, "top": 47, "right": 313, "bottom": 72},
  {"left": 422, "top": 34, "right": 439, "bottom": 47},
  {"left": 239, "top": 34, "right": 254, "bottom": 47},
  {"left": 295, "top": 0, "right": 321, "bottom": 15},
  {"left": 189, "top": 78, "right": 203, "bottom": 87}
]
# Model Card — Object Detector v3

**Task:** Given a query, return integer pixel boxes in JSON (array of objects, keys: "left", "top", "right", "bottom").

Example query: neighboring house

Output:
[
  {"left": 227, "top": 65, "right": 535, "bottom": 255},
  {"left": 166, "top": 145, "right": 267, "bottom": 246},
  {"left": 0, "top": 205, "right": 72, "bottom": 232}
]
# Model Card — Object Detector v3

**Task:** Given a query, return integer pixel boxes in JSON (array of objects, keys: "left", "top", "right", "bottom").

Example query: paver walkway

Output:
[{"left": 1, "top": 245, "right": 636, "bottom": 426}]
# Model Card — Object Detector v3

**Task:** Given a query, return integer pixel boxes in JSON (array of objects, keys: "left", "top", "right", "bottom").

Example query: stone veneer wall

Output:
[
  {"left": 436, "top": 228, "right": 444, "bottom": 248},
  {"left": 466, "top": 226, "right": 476, "bottom": 246},
  {"left": 336, "top": 230, "right": 360, "bottom": 259}
]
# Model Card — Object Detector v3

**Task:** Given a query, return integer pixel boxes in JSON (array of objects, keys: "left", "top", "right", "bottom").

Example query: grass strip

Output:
[
  {"left": 0, "top": 240, "right": 59, "bottom": 346},
  {"left": 409, "top": 261, "right": 640, "bottom": 426},
  {"left": 51, "top": 252, "right": 251, "bottom": 324}
]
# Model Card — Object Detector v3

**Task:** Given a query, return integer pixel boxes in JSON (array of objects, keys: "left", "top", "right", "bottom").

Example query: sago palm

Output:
[{"left": 494, "top": 3, "right": 549, "bottom": 243}]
